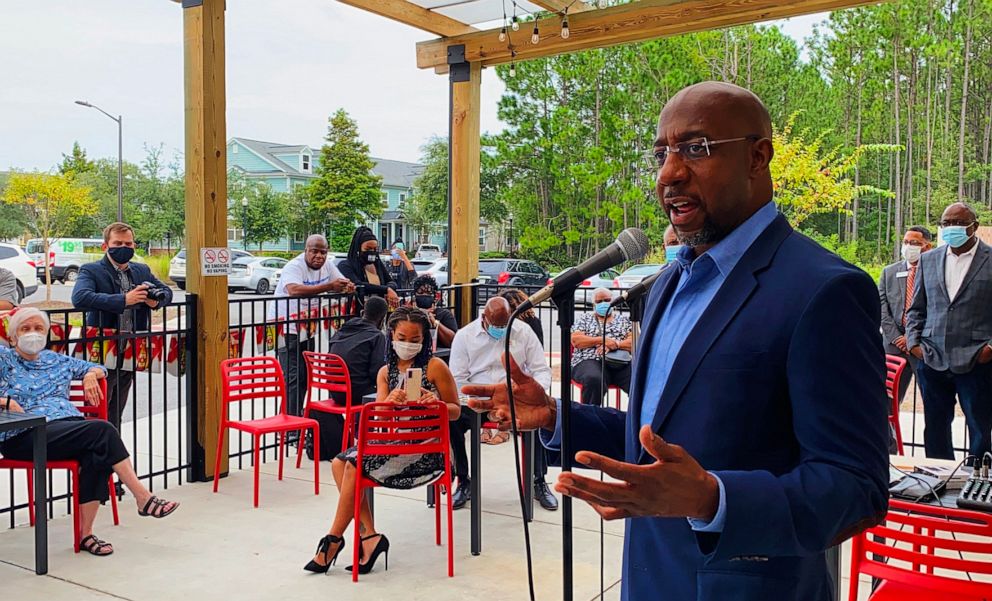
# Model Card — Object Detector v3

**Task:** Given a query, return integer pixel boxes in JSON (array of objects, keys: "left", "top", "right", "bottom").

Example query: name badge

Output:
[{"left": 896, "top": 271, "right": 909, "bottom": 278}]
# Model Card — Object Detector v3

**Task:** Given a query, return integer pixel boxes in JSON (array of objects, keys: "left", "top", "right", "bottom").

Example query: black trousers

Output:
[
  {"left": 450, "top": 407, "right": 549, "bottom": 482},
  {"left": 0, "top": 418, "right": 129, "bottom": 504},
  {"left": 916, "top": 362, "right": 992, "bottom": 459},
  {"left": 572, "top": 359, "right": 631, "bottom": 407},
  {"left": 277, "top": 334, "right": 315, "bottom": 417},
  {"left": 106, "top": 369, "right": 134, "bottom": 432}
]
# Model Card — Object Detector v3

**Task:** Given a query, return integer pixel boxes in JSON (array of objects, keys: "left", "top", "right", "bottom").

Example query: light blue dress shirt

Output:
[{"left": 543, "top": 201, "right": 779, "bottom": 533}]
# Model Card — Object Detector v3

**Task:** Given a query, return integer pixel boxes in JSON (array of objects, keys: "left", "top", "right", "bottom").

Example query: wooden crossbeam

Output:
[
  {"left": 337, "top": 0, "right": 478, "bottom": 37},
  {"left": 416, "top": 0, "right": 881, "bottom": 69},
  {"left": 530, "top": 0, "right": 596, "bottom": 13}
]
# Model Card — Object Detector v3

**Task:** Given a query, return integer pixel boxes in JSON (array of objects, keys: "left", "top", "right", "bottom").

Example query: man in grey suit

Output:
[
  {"left": 906, "top": 202, "right": 992, "bottom": 459},
  {"left": 879, "top": 227, "right": 932, "bottom": 398}
]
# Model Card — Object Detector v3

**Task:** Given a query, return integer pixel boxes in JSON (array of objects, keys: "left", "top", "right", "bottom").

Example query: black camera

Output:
[{"left": 145, "top": 286, "right": 169, "bottom": 303}]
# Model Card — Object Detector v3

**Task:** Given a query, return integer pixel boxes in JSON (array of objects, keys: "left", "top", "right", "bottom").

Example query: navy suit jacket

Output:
[
  {"left": 557, "top": 215, "right": 889, "bottom": 600},
  {"left": 72, "top": 256, "right": 172, "bottom": 331}
]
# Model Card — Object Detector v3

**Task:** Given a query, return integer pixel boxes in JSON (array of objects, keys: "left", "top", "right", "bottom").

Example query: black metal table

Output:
[{"left": 0, "top": 412, "right": 48, "bottom": 575}]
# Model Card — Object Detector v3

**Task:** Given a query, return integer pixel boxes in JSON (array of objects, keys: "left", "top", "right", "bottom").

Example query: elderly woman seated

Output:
[
  {"left": 0, "top": 308, "right": 179, "bottom": 556},
  {"left": 570, "top": 287, "right": 633, "bottom": 406}
]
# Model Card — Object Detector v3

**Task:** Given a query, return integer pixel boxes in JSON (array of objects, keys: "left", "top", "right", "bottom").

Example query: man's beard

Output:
[{"left": 676, "top": 218, "right": 725, "bottom": 247}]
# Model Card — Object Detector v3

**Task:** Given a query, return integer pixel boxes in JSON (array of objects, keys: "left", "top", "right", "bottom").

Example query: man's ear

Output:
[{"left": 751, "top": 137, "right": 774, "bottom": 176}]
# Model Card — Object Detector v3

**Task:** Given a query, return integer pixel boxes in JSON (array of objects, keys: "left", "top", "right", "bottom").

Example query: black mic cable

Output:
[{"left": 503, "top": 311, "right": 537, "bottom": 601}]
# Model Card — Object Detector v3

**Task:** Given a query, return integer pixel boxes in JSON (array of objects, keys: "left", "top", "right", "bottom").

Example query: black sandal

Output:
[
  {"left": 138, "top": 496, "right": 180, "bottom": 518},
  {"left": 80, "top": 534, "right": 113, "bottom": 556}
]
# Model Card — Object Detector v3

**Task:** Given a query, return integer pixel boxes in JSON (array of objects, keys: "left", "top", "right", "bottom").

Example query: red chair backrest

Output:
[
  {"left": 68, "top": 378, "right": 109, "bottom": 421},
  {"left": 885, "top": 354, "right": 908, "bottom": 414},
  {"left": 303, "top": 352, "right": 351, "bottom": 400},
  {"left": 220, "top": 356, "right": 288, "bottom": 416},
  {"left": 851, "top": 499, "right": 992, "bottom": 598},
  {"left": 355, "top": 401, "right": 450, "bottom": 465}
]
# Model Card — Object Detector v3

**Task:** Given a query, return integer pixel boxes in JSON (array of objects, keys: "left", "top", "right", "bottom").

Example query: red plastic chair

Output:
[
  {"left": 571, "top": 380, "right": 623, "bottom": 410},
  {"left": 352, "top": 401, "right": 454, "bottom": 581},
  {"left": 215, "top": 357, "right": 320, "bottom": 507},
  {"left": 295, "top": 352, "right": 363, "bottom": 468},
  {"left": 0, "top": 379, "right": 119, "bottom": 553},
  {"left": 885, "top": 354, "right": 908, "bottom": 455},
  {"left": 849, "top": 499, "right": 992, "bottom": 600}
]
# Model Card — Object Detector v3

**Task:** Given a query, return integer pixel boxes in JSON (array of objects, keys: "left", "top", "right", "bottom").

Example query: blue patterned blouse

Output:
[{"left": 0, "top": 347, "right": 107, "bottom": 442}]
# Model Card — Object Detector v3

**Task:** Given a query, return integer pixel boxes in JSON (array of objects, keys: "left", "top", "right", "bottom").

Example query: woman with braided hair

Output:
[{"left": 304, "top": 306, "right": 460, "bottom": 576}]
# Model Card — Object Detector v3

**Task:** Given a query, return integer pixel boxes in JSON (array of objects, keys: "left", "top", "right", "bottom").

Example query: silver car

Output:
[
  {"left": 614, "top": 264, "right": 663, "bottom": 290},
  {"left": 228, "top": 257, "right": 288, "bottom": 294},
  {"left": 420, "top": 259, "right": 448, "bottom": 287}
]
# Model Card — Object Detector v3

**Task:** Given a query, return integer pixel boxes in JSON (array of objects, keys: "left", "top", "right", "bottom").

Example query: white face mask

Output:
[
  {"left": 901, "top": 244, "right": 922, "bottom": 264},
  {"left": 17, "top": 333, "right": 47, "bottom": 355},
  {"left": 392, "top": 340, "right": 422, "bottom": 360}
]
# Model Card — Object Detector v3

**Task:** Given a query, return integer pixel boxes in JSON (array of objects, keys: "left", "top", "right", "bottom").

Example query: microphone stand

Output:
[
  {"left": 551, "top": 287, "right": 577, "bottom": 601},
  {"left": 627, "top": 295, "right": 645, "bottom": 356}
]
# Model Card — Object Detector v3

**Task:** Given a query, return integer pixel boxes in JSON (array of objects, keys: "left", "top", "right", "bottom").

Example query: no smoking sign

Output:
[{"left": 200, "top": 247, "right": 231, "bottom": 276}]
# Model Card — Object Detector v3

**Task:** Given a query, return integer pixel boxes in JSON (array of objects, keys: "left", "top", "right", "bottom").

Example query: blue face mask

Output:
[
  {"left": 486, "top": 324, "right": 507, "bottom": 340},
  {"left": 665, "top": 245, "right": 684, "bottom": 262},
  {"left": 942, "top": 225, "right": 973, "bottom": 249},
  {"left": 594, "top": 301, "right": 611, "bottom": 317}
]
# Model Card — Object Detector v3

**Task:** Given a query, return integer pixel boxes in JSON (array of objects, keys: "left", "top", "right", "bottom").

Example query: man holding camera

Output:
[{"left": 73, "top": 222, "right": 172, "bottom": 432}]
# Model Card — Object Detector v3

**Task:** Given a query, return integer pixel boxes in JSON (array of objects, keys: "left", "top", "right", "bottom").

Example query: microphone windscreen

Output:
[{"left": 616, "top": 228, "right": 650, "bottom": 262}]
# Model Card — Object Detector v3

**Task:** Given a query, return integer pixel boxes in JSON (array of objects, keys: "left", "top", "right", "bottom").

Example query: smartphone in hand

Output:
[{"left": 405, "top": 367, "right": 423, "bottom": 402}]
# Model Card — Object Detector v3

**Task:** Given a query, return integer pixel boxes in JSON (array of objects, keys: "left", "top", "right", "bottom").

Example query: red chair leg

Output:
[
  {"left": 71, "top": 468, "right": 81, "bottom": 553},
  {"left": 26, "top": 470, "right": 35, "bottom": 527},
  {"left": 312, "top": 425, "right": 320, "bottom": 495},
  {"left": 109, "top": 477, "right": 120, "bottom": 525},
  {"left": 446, "top": 474, "right": 454, "bottom": 577},
  {"left": 296, "top": 408, "right": 310, "bottom": 469},
  {"left": 213, "top": 426, "right": 226, "bottom": 493},
  {"left": 278, "top": 431, "right": 285, "bottom": 481},
  {"left": 253, "top": 436, "right": 261, "bottom": 508}
]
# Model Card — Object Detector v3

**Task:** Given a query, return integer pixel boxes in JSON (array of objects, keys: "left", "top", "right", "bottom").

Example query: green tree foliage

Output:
[
  {"left": 306, "top": 109, "right": 383, "bottom": 251},
  {"left": 229, "top": 172, "right": 290, "bottom": 251},
  {"left": 58, "top": 142, "right": 95, "bottom": 176},
  {"left": 2, "top": 171, "right": 97, "bottom": 300}
]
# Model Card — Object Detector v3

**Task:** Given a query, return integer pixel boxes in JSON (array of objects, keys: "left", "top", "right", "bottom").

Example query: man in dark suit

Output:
[
  {"left": 906, "top": 202, "right": 992, "bottom": 459},
  {"left": 72, "top": 222, "right": 172, "bottom": 431},
  {"left": 466, "top": 82, "right": 889, "bottom": 601},
  {"left": 879, "top": 226, "right": 932, "bottom": 446}
]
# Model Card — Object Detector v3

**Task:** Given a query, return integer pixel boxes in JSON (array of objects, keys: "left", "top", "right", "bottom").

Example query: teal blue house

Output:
[{"left": 226, "top": 137, "right": 430, "bottom": 252}]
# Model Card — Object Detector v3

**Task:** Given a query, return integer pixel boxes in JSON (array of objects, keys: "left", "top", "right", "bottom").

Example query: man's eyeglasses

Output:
[
  {"left": 939, "top": 220, "right": 976, "bottom": 228},
  {"left": 647, "top": 135, "right": 761, "bottom": 169}
]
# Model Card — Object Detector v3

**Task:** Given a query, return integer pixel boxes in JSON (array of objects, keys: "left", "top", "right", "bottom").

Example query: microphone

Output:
[
  {"left": 610, "top": 266, "right": 665, "bottom": 308},
  {"left": 513, "top": 228, "right": 649, "bottom": 314}
]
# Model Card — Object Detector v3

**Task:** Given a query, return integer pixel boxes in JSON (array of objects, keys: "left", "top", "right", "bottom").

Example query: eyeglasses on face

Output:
[
  {"left": 939, "top": 220, "right": 976, "bottom": 228},
  {"left": 648, "top": 135, "right": 761, "bottom": 168}
]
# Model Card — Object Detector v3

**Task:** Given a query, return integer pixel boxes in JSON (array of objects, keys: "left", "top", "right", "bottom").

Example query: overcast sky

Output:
[{"left": 0, "top": 1, "right": 826, "bottom": 172}]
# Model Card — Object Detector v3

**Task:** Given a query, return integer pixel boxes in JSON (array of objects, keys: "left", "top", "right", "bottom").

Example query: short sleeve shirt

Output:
[
  {"left": 570, "top": 312, "right": 632, "bottom": 367},
  {"left": 268, "top": 254, "right": 344, "bottom": 333}
]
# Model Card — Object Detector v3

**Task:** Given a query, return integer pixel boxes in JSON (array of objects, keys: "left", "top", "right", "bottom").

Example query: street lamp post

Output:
[
  {"left": 75, "top": 100, "right": 123, "bottom": 222},
  {"left": 241, "top": 196, "right": 249, "bottom": 251}
]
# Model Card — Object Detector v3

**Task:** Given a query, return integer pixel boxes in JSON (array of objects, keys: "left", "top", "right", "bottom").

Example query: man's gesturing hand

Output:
[
  {"left": 462, "top": 355, "right": 556, "bottom": 432},
  {"left": 554, "top": 425, "right": 720, "bottom": 522}
]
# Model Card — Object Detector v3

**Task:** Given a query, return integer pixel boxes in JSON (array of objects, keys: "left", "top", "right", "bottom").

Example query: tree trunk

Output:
[
  {"left": 904, "top": 52, "right": 917, "bottom": 225},
  {"left": 925, "top": 61, "right": 935, "bottom": 222},
  {"left": 958, "top": 0, "right": 974, "bottom": 200},
  {"left": 853, "top": 77, "right": 864, "bottom": 242},
  {"left": 892, "top": 39, "right": 903, "bottom": 259}
]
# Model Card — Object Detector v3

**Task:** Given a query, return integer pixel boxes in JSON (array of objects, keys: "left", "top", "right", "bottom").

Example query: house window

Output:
[
  {"left": 399, "top": 193, "right": 406, "bottom": 205},
  {"left": 381, "top": 192, "right": 389, "bottom": 209},
  {"left": 302, "top": 154, "right": 310, "bottom": 172},
  {"left": 228, "top": 228, "right": 240, "bottom": 241},
  {"left": 231, "top": 144, "right": 238, "bottom": 154},
  {"left": 479, "top": 227, "right": 486, "bottom": 248},
  {"left": 293, "top": 232, "right": 306, "bottom": 243}
]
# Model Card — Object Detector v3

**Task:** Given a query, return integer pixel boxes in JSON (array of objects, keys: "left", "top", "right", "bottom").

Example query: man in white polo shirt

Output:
[{"left": 269, "top": 234, "right": 355, "bottom": 418}]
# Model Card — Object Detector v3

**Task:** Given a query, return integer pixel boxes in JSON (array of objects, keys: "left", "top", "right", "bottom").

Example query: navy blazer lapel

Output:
[
  {"left": 638, "top": 215, "right": 792, "bottom": 463},
  {"left": 934, "top": 248, "right": 951, "bottom": 303},
  {"left": 953, "top": 242, "right": 990, "bottom": 304},
  {"left": 627, "top": 264, "right": 681, "bottom": 461}
]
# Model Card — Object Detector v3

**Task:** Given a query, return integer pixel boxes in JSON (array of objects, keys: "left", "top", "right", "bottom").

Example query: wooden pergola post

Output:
[
  {"left": 447, "top": 46, "right": 481, "bottom": 326},
  {"left": 182, "top": 0, "right": 229, "bottom": 481}
]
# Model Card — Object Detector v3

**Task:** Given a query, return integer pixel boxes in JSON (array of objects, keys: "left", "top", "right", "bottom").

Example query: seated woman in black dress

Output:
[
  {"left": 304, "top": 306, "right": 460, "bottom": 575},
  {"left": 0, "top": 308, "right": 179, "bottom": 557},
  {"left": 337, "top": 226, "right": 400, "bottom": 309}
]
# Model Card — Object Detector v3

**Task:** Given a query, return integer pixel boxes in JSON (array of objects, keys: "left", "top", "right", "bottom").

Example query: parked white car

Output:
[
  {"left": 26, "top": 237, "right": 103, "bottom": 283},
  {"left": 0, "top": 243, "right": 40, "bottom": 302},
  {"left": 228, "top": 257, "right": 288, "bottom": 294},
  {"left": 419, "top": 259, "right": 448, "bottom": 287},
  {"left": 614, "top": 264, "right": 663, "bottom": 290},
  {"left": 415, "top": 244, "right": 443, "bottom": 261},
  {"left": 169, "top": 248, "right": 254, "bottom": 290}
]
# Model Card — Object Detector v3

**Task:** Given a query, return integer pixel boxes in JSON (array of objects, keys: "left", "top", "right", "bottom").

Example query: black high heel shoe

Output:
[
  {"left": 303, "top": 534, "right": 345, "bottom": 573},
  {"left": 346, "top": 534, "right": 390, "bottom": 574}
]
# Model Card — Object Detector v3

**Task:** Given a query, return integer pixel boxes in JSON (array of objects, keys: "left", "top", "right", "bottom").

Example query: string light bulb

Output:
[
  {"left": 510, "top": 63, "right": 516, "bottom": 77},
  {"left": 531, "top": 24, "right": 540, "bottom": 44},
  {"left": 561, "top": 16, "right": 570, "bottom": 39},
  {"left": 511, "top": 15, "right": 519, "bottom": 30},
  {"left": 499, "top": 26, "right": 507, "bottom": 42}
]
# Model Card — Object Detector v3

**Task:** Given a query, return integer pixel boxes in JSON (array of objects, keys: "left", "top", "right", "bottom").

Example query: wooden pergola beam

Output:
[
  {"left": 530, "top": 0, "right": 595, "bottom": 13},
  {"left": 417, "top": 0, "right": 881, "bottom": 69},
  {"left": 337, "top": 0, "right": 479, "bottom": 37}
]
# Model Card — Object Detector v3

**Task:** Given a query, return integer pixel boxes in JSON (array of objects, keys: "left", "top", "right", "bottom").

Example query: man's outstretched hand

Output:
[
  {"left": 462, "top": 355, "right": 557, "bottom": 432},
  {"left": 554, "top": 425, "right": 720, "bottom": 522}
]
